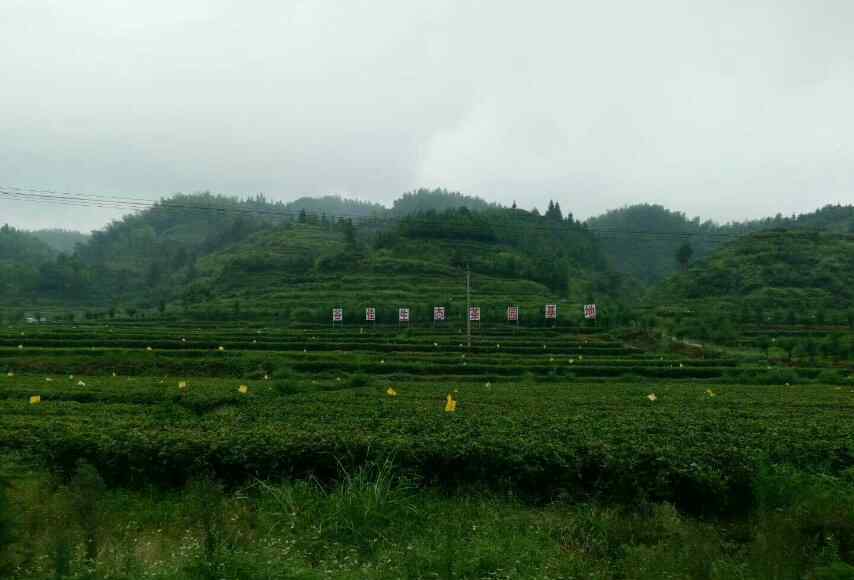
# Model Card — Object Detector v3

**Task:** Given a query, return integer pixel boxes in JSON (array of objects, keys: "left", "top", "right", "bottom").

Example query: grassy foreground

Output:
[{"left": 2, "top": 458, "right": 854, "bottom": 580}]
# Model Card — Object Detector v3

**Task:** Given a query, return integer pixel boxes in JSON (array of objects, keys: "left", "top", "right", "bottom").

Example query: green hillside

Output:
[
  {"left": 390, "top": 188, "right": 500, "bottom": 216},
  {"left": 0, "top": 225, "right": 57, "bottom": 298},
  {"left": 654, "top": 229, "right": 854, "bottom": 315},
  {"left": 181, "top": 206, "right": 625, "bottom": 321},
  {"left": 31, "top": 229, "right": 90, "bottom": 253},
  {"left": 283, "top": 195, "right": 386, "bottom": 218},
  {"left": 187, "top": 225, "right": 559, "bottom": 321},
  {"left": 587, "top": 203, "right": 854, "bottom": 286},
  {"left": 0, "top": 192, "right": 632, "bottom": 320},
  {"left": 6, "top": 191, "right": 848, "bottom": 321},
  {"left": 586, "top": 204, "right": 722, "bottom": 285}
]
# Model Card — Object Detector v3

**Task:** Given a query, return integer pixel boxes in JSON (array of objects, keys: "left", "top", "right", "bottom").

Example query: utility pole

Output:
[{"left": 466, "top": 265, "right": 471, "bottom": 349}]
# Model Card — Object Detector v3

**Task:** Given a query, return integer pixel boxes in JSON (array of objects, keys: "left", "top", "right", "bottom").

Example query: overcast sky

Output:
[{"left": 1, "top": 0, "right": 853, "bottom": 231}]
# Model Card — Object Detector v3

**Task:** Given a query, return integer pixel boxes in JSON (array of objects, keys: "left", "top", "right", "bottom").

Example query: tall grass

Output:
[
  {"left": 258, "top": 457, "right": 414, "bottom": 558},
  {"left": 2, "top": 459, "right": 854, "bottom": 579},
  {"left": 0, "top": 472, "right": 14, "bottom": 577}
]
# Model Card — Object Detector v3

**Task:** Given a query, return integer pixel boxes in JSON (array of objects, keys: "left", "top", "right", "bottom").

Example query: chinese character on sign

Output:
[
  {"left": 399, "top": 308, "right": 410, "bottom": 322},
  {"left": 584, "top": 304, "right": 597, "bottom": 320},
  {"left": 468, "top": 306, "right": 481, "bottom": 322},
  {"left": 365, "top": 307, "right": 376, "bottom": 321},
  {"left": 332, "top": 308, "right": 343, "bottom": 322},
  {"left": 507, "top": 305, "right": 519, "bottom": 321},
  {"left": 433, "top": 306, "right": 446, "bottom": 321},
  {"left": 545, "top": 304, "right": 557, "bottom": 319}
]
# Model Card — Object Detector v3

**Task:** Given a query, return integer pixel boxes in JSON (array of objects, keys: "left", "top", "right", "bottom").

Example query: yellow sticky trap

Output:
[
  {"left": 386, "top": 387, "right": 398, "bottom": 397},
  {"left": 238, "top": 385, "right": 248, "bottom": 394},
  {"left": 29, "top": 395, "right": 41, "bottom": 405},
  {"left": 445, "top": 393, "right": 457, "bottom": 412}
]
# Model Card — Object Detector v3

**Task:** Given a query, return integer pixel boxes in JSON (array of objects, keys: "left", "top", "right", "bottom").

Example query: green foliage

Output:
[
  {"left": 588, "top": 203, "right": 853, "bottom": 286},
  {"left": 3, "top": 357, "right": 851, "bottom": 513},
  {"left": 180, "top": 477, "right": 233, "bottom": 580},
  {"left": 0, "top": 188, "right": 638, "bottom": 310},
  {"left": 752, "top": 465, "right": 854, "bottom": 577},
  {"left": 284, "top": 195, "right": 386, "bottom": 219},
  {"left": 0, "top": 224, "right": 57, "bottom": 298},
  {"left": 69, "top": 461, "right": 106, "bottom": 565},
  {"left": 261, "top": 458, "right": 413, "bottom": 559},
  {"left": 347, "top": 373, "right": 370, "bottom": 388},
  {"left": 398, "top": 208, "right": 497, "bottom": 243},
  {"left": 0, "top": 473, "right": 13, "bottom": 577},
  {"left": 31, "top": 229, "right": 90, "bottom": 254},
  {"left": 657, "top": 230, "right": 854, "bottom": 313},
  {"left": 759, "top": 367, "right": 800, "bottom": 385},
  {"left": 676, "top": 240, "right": 693, "bottom": 270},
  {"left": 6, "top": 464, "right": 852, "bottom": 578},
  {"left": 586, "top": 204, "right": 723, "bottom": 285},
  {"left": 390, "top": 187, "right": 498, "bottom": 216},
  {"left": 815, "top": 562, "right": 854, "bottom": 580}
]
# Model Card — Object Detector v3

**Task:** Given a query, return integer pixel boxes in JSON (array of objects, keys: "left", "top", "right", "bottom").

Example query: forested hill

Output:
[
  {"left": 176, "top": 204, "right": 630, "bottom": 321},
  {"left": 283, "top": 196, "right": 386, "bottom": 218},
  {"left": 586, "top": 204, "right": 721, "bottom": 285},
  {"left": 0, "top": 191, "right": 631, "bottom": 317},
  {"left": 0, "top": 225, "right": 57, "bottom": 297},
  {"left": 390, "top": 188, "right": 501, "bottom": 216},
  {"left": 3, "top": 189, "right": 850, "bottom": 318},
  {"left": 586, "top": 203, "right": 854, "bottom": 285},
  {"left": 30, "top": 229, "right": 90, "bottom": 254},
  {"left": 282, "top": 188, "right": 499, "bottom": 220},
  {"left": 653, "top": 229, "right": 854, "bottom": 314}
]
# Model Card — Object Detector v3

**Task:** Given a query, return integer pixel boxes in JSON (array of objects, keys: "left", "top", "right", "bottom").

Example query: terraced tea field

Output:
[{"left": 2, "top": 322, "right": 852, "bottom": 512}]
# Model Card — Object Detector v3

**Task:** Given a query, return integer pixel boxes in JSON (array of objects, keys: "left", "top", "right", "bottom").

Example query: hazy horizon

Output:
[
  {"left": 2, "top": 1, "right": 853, "bottom": 231},
  {"left": 1, "top": 187, "right": 848, "bottom": 235}
]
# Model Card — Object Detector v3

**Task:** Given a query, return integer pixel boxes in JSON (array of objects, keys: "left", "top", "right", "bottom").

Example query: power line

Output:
[
  {"left": 0, "top": 186, "right": 738, "bottom": 239},
  {"left": 1, "top": 184, "right": 849, "bottom": 242}
]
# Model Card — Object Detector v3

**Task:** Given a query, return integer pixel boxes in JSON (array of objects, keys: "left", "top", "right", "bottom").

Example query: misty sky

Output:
[{"left": 1, "top": 1, "right": 853, "bottom": 232}]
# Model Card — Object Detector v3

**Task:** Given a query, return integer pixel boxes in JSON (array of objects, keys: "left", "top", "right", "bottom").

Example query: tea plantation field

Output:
[{"left": 2, "top": 322, "right": 852, "bottom": 513}]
